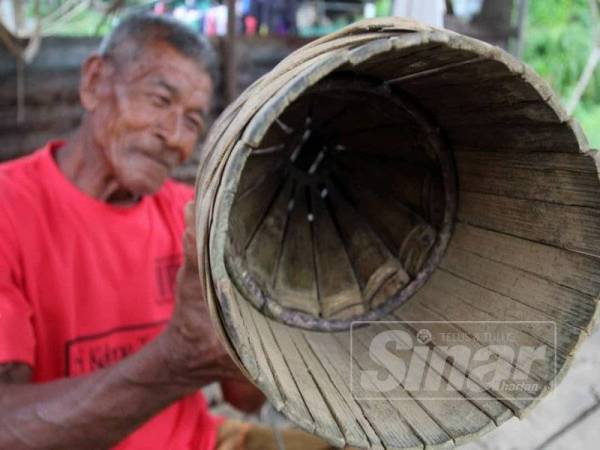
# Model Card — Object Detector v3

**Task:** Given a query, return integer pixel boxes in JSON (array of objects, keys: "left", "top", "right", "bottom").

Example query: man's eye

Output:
[
  {"left": 185, "top": 115, "right": 203, "bottom": 132},
  {"left": 151, "top": 94, "right": 170, "bottom": 107}
]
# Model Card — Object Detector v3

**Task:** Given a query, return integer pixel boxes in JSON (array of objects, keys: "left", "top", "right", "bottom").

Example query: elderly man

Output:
[{"left": 0, "top": 13, "right": 270, "bottom": 450}]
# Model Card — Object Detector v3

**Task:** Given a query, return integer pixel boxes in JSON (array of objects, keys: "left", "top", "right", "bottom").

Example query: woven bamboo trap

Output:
[{"left": 195, "top": 18, "right": 600, "bottom": 449}]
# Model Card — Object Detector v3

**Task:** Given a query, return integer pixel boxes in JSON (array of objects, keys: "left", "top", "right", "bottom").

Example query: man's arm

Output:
[
  {"left": 0, "top": 324, "right": 238, "bottom": 450},
  {"left": 0, "top": 202, "right": 245, "bottom": 450},
  {"left": 0, "top": 336, "right": 189, "bottom": 450}
]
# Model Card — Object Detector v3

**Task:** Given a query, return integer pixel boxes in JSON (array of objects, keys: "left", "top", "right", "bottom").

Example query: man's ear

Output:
[{"left": 80, "top": 54, "right": 114, "bottom": 111}]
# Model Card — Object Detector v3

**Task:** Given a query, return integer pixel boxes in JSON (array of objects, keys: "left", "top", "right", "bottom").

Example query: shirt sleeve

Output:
[{"left": 0, "top": 198, "right": 35, "bottom": 367}]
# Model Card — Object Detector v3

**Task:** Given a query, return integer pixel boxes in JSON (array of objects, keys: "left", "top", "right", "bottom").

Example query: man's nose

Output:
[{"left": 156, "top": 110, "right": 188, "bottom": 160}]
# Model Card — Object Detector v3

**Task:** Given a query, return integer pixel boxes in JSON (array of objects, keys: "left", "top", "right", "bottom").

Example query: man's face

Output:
[{"left": 86, "top": 41, "right": 212, "bottom": 196}]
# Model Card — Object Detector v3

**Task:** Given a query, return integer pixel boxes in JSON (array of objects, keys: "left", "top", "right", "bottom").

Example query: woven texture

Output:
[{"left": 194, "top": 18, "right": 600, "bottom": 449}]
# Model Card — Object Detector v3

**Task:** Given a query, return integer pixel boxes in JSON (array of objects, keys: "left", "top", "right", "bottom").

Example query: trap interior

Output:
[{"left": 224, "top": 74, "right": 456, "bottom": 331}]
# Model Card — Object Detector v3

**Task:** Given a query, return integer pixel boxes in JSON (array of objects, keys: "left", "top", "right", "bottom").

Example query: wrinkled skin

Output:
[{"left": 57, "top": 41, "right": 212, "bottom": 202}]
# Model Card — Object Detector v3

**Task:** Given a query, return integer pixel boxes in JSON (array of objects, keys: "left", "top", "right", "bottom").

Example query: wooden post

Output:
[
  {"left": 224, "top": 0, "right": 237, "bottom": 104},
  {"left": 567, "top": 0, "right": 600, "bottom": 115},
  {"left": 567, "top": 47, "right": 600, "bottom": 115},
  {"left": 514, "top": 0, "right": 528, "bottom": 58}
]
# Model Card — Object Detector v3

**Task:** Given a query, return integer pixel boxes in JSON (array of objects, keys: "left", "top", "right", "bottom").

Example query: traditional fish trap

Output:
[{"left": 195, "top": 18, "right": 600, "bottom": 449}]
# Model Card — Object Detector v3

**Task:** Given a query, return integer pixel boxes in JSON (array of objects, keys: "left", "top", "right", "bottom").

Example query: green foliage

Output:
[
  {"left": 24, "top": 1, "right": 141, "bottom": 37},
  {"left": 48, "top": 9, "right": 112, "bottom": 36},
  {"left": 525, "top": 0, "right": 600, "bottom": 147},
  {"left": 525, "top": 0, "right": 591, "bottom": 98}
]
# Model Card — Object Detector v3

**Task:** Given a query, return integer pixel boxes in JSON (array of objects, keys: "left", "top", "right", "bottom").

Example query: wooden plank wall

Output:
[{"left": 0, "top": 35, "right": 307, "bottom": 182}]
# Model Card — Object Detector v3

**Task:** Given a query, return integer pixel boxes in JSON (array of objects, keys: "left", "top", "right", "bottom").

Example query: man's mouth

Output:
[{"left": 141, "top": 151, "right": 173, "bottom": 170}]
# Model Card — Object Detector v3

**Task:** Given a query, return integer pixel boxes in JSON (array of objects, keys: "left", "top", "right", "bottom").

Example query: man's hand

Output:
[
  {"left": 221, "top": 379, "right": 266, "bottom": 414},
  {"left": 162, "top": 201, "right": 245, "bottom": 386}
]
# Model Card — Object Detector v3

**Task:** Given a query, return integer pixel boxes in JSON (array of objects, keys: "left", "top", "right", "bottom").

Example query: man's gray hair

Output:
[{"left": 98, "top": 12, "right": 217, "bottom": 81}]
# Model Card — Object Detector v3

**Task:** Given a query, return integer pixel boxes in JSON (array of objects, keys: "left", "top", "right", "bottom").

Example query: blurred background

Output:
[
  {"left": 1, "top": 2, "right": 600, "bottom": 449},
  {"left": 2, "top": 0, "right": 600, "bottom": 177}
]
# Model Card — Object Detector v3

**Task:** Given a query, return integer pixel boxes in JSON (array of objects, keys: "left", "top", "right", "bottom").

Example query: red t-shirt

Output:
[{"left": 0, "top": 142, "right": 221, "bottom": 449}]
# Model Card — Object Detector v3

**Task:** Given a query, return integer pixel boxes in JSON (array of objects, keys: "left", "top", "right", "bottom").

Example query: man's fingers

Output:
[
  {"left": 182, "top": 201, "right": 199, "bottom": 270},
  {"left": 184, "top": 201, "right": 195, "bottom": 229}
]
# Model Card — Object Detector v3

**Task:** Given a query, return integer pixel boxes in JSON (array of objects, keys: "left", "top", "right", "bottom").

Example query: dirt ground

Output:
[{"left": 458, "top": 324, "right": 600, "bottom": 450}]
